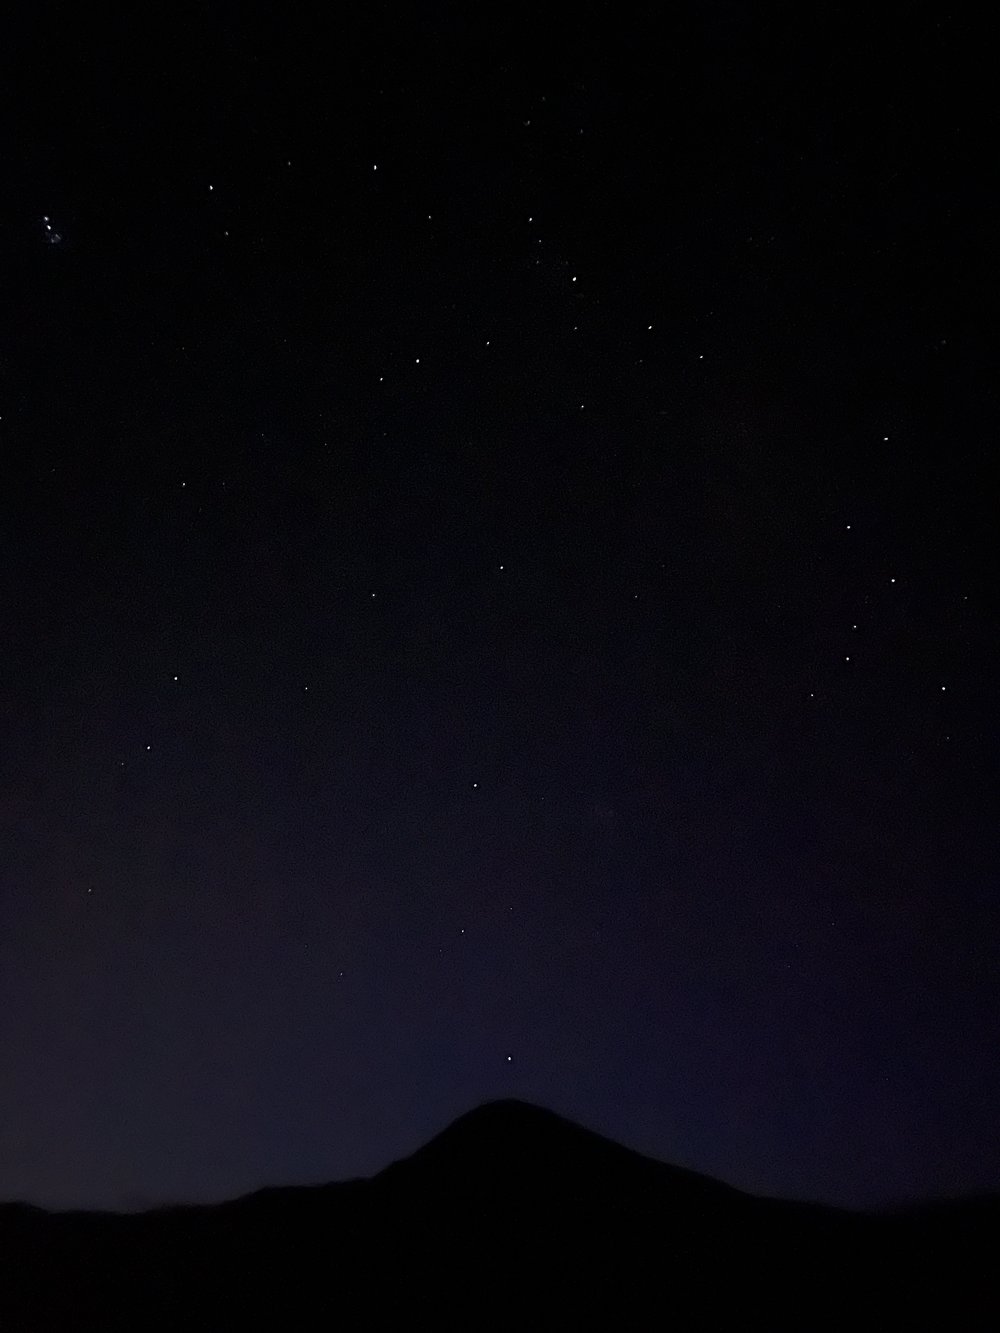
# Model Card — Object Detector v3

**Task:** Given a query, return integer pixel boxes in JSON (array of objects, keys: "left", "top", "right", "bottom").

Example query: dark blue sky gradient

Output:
[{"left": 1, "top": 3, "right": 997, "bottom": 1212}]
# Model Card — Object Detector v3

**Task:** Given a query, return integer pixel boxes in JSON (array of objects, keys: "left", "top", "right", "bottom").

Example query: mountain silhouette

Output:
[{"left": 1, "top": 1099, "right": 995, "bottom": 1329}]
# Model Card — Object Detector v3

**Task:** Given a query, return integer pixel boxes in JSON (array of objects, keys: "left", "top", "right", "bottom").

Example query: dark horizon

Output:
[
  {"left": 5, "top": 1095, "right": 995, "bottom": 1330},
  {"left": 7, "top": 1096, "right": 998, "bottom": 1220},
  {"left": 2, "top": 4, "right": 997, "bottom": 1219}
]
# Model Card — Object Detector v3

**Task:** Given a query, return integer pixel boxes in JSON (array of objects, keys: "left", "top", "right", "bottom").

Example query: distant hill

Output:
[{"left": 1, "top": 1099, "right": 995, "bottom": 1329}]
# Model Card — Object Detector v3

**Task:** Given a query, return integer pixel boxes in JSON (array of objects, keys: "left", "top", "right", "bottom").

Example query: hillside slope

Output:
[{"left": 0, "top": 1099, "right": 995, "bottom": 1329}]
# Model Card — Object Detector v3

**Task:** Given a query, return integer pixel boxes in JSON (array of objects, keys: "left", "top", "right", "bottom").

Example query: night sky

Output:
[{"left": 2, "top": 4, "right": 998, "bottom": 1214}]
